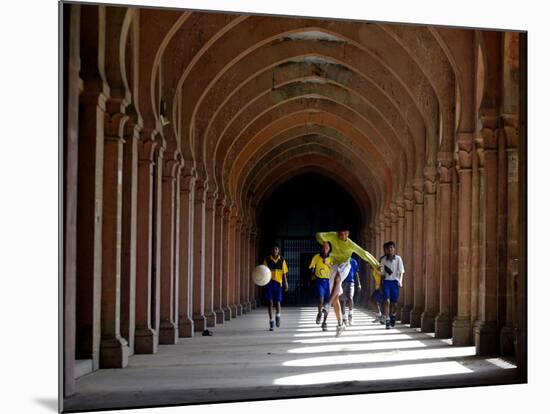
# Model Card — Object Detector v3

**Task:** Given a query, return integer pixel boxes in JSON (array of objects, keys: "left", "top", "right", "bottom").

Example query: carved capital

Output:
[
  {"left": 104, "top": 110, "right": 129, "bottom": 139},
  {"left": 206, "top": 190, "right": 218, "bottom": 211},
  {"left": 137, "top": 134, "right": 157, "bottom": 162},
  {"left": 194, "top": 178, "right": 208, "bottom": 204},
  {"left": 413, "top": 178, "right": 424, "bottom": 204},
  {"left": 437, "top": 152, "right": 453, "bottom": 184},
  {"left": 403, "top": 187, "right": 414, "bottom": 211},
  {"left": 423, "top": 166, "right": 438, "bottom": 195},
  {"left": 501, "top": 113, "right": 519, "bottom": 149},
  {"left": 456, "top": 133, "right": 474, "bottom": 170},
  {"left": 396, "top": 196, "right": 405, "bottom": 218},
  {"left": 179, "top": 164, "right": 196, "bottom": 192},
  {"left": 480, "top": 115, "right": 499, "bottom": 150},
  {"left": 162, "top": 152, "right": 180, "bottom": 180},
  {"left": 389, "top": 203, "right": 398, "bottom": 223}
]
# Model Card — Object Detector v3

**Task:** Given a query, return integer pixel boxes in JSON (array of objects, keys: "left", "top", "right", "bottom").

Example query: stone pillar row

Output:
[{"left": 77, "top": 122, "right": 262, "bottom": 368}]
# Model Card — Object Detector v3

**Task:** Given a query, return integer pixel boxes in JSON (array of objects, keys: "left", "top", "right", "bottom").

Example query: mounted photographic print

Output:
[{"left": 60, "top": 0, "right": 527, "bottom": 412}]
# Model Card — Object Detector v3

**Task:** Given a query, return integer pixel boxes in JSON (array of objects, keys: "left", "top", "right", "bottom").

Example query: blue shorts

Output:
[
  {"left": 371, "top": 289, "right": 384, "bottom": 304},
  {"left": 383, "top": 280, "right": 400, "bottom": 303},
  {"left": 264, "top": 280, "right": 283, "bottom": 303},
  {"left": 315, "top": 278, "right": 331, "bottom": 303}
]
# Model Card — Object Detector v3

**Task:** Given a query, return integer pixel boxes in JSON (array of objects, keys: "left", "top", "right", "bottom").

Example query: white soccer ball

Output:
[{"left": 252, "top": 265, "right": 272, "bottom": 286}]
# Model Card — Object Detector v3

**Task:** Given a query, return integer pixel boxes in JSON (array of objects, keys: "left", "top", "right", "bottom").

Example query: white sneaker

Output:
[{"left": 335, "top": 323, "right": 346, "bottom": 337}]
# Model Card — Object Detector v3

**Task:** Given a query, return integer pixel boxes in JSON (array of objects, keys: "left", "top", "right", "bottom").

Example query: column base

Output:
[
  {"left": 245, "top": 301, "right": 252, "bottom": 313},
  {"left": 474, "top": 320, "right": 499, "bottom": 355},
  {"left": 230, "top": 304, "right": 239, "bottom": 316},
  {"left": 251, "top": 300, "right": 257, "bottom": 309},
  {"left": 409, "top": 307, "right": 423, "bottom": 328},
  {"left": 420, "top": 311, "right": 436, "bottom": 332},
  {"left": 236, "top": 303, "right": 243, "bottom": 315},
  {"left": 134, "top": 327, "right": 158, "bottom": 354},
  {"left": 434, "top": 313, "right": 453, "bottom": 338},
  {"left": 178, "top": 317, "right": 194, "bottom": 337},
  {"left": 500, "top": 325, "right": 515, "bottom": 356},
  {"left": 159, "top": 321, "right": 178, "bottom": 344},
  {"left": 223, "top": 305, "right": 232, "bottom": 320},
  {"left": 205, "top": 311, "right": 217, "bottom": 328},
  {"left": 400, "top": 305, "right": 413, "bottom": 324},
  {"left": 100, "top": 336, "right": 129, "bottom": 368},
  {"left": 193, "top": 314, "right": 207, "bottom": 332},
  {"left": 215, "top": 308, "right": 225, "bottom": 324},
  {"left": 452, "top": 317, "right": 472, "bottom": 346}
]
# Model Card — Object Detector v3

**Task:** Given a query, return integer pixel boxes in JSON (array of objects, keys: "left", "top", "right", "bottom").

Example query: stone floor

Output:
[{"left": 64, "top": 307, "right": 520, "bottom": 412}]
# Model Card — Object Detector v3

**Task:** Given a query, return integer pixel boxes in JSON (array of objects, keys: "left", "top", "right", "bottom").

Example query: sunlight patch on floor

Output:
[
  {"left": 292, "top": 333, "right": 413, "bottom": 344},
  {"left": 485, "top": 358, "right": 517, "bottom": 369},
  {"left": 287, "top": 339, "right": 427, "bottom": 354},
  {"left": 274, "top": 361, "right": 472, "bottom": 385},
  {"left": 293, "top": 329, "right": 415, "bottom": 338},
  {"left": 283, "top": 346, "right": 476, "bottom": 367}
]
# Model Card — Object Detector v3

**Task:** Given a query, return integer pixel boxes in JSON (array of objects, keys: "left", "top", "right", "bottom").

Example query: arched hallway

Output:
[{"left": 61, "top": 2, "right": 527, "bottom": 410}]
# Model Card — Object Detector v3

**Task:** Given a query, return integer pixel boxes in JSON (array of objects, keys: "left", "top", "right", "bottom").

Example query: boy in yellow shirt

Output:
[
  {"left": 316, "top": 225, "right": 379, "bottom": 336},
  {"left": 262, "top": 244, "right": 289, "bottom": 331},
  {"left": 309, "top": 242, "right": 333, "bottom": 331}
]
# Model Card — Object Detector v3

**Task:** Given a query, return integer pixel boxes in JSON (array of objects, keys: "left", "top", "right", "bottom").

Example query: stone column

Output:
[
  {"left": 63, "top": 4, "right": 81, "bottom": 395},
  {"left": 159, "top": 156, "right": 178, "bottom": 344},
  {"left": 177, "top": 165, "right": 195, "bottom": 337},
  {"left": 229, "top": 206, "right": 239, "bottom": 317},
  {"left": 214, "top": 199, "right": 226, "bottom": 323},
  {"left": 450, "top": 167, "right": 459, "bottom": 320},
  {"left": 497, "top": 126, "right": 508, "bottom": 340},
  {"left": 470, "top": 138, "right": 481, "bottom": 327},
  {"left": 453, "top": 134, "right": 474, "bottom": 345},
  {"left": 75, "top": 82, "right": 108, "bottom": 370},
  {"left": 99, "top": 112, "right": 130, "bottom": 368},
  {"left": 435, "top": 153, "right": 454, "bottom": 338},
  {"left": 410, "top": 180, "right": 425, "bottom": 328},
  {"left": 250, "top": 228, "right": 258, "bottom": 309},
  {"left": 500, "top": 114, "right": 519, "bottom": 355},
  {"left": 395, "top": 200, "right": 405, "bottom": 315},
  {"left": 421, "top": 167, "right": 438, "bottom": 332},
  {"left": 221, "top": 205, "right": 233, "bottom": 320},
  {"left": 172, "top": 161, "right": 181, "bottom": 340},
  {"left": 242, "top": 224, "right": 251, "bottom": 312},
  {"left": 474, "top": 116, "right": 500, "bottom": 355},
  {"left": 204, "top": 190, "right": 217, "bottom": 327},
  {"left": 401, "top": 190, "right": 414, "bottom": 324},
  {"left": 151, "top": 145, "right": 164, "bottom": 337},
  {"left": 120, "top": 121, "right": 138, "bottom": 355},
  {"left": 134, "top": 136, "right": 159, "bottom": 354},
  {"left": 234, "top": 216, "right": 243, "bottom": 315},
  {"left": 192, "top": 177, "right": 207, "bottom": 331}
]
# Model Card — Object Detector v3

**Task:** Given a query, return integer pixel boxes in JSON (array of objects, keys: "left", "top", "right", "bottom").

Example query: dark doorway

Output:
[{"left": 257, "top": 173, "right": 362, "bottom": 305}]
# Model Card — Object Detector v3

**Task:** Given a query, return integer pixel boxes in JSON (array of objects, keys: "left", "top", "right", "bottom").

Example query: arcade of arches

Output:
[{"left": 62, "top": 3, "right": 527, "bottom": 398}]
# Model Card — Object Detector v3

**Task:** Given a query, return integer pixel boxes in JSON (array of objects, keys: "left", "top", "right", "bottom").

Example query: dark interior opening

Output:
[{"left": 258, "top": 173, "right": 362, "bottom": 305}]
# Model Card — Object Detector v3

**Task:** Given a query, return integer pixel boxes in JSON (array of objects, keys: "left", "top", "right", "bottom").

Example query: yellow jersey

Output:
[
  {"left": 263, "top": 255, "right": 288, "bottom": 284},
  {"left": 309, "top": 254, "right": 333, "bottom": 279}
]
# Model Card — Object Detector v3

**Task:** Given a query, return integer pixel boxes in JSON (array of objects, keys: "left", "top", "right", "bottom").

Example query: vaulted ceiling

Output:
[{"left": 103, "top": 7, "right": 487, "bottom": 230}]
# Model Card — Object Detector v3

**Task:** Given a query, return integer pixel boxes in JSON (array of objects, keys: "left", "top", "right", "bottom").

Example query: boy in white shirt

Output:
[{"left": 380, "top": 241, "right": 405, "bottom": 329}]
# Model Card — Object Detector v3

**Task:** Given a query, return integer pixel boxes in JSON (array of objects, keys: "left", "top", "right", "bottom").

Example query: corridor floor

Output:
[{"left": 64, "top": 307, "right": 519, "bottom": 412}]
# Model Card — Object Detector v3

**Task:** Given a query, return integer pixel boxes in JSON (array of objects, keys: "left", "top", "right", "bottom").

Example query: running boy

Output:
[
  {"left": 309, "top": 242, "right": 333, "bottom": 331},
  {"left": 380, "top": 241, "right": 405, "bottom": 329},
  {"left": 340, "top": 256, "right": 362, "bottom": 326},
  {"left": 263, "top": 244, "right": 289, "bottom": 331},
  {"left": 315, "top": 226, "right": 379, "bottom": 336}
]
